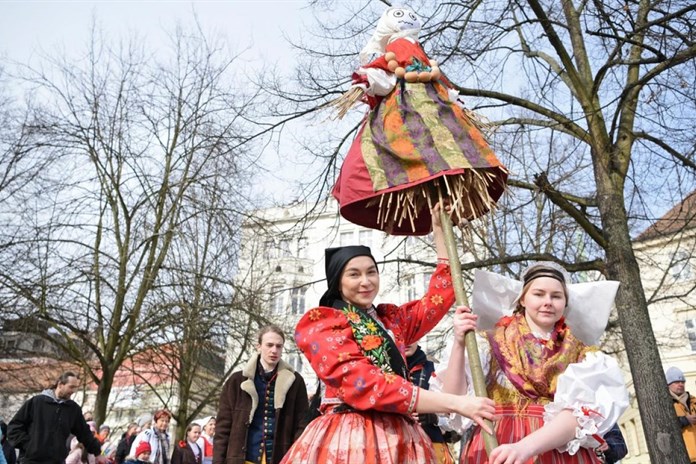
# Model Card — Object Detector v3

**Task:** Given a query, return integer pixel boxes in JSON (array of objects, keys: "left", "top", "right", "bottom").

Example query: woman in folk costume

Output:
[
  {"left": 193, "top": 416, "right": 214, "bottom": 464},
  {"left": 435, "top": 263, "right": 629, "bottom": 464},
  {"left": 331, "top": 6, "right": 507, "bottom": 235},
  {"left": 279, "top": 204, "right": 495, "bottom": 464}
]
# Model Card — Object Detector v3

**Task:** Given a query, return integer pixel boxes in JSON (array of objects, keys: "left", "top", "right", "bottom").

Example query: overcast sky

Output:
[
  {"left": 1, "top": 0, "right": 321, "bottom": 203},
  {"left": 1, "top": 1, "right": 307, "bottom": 64}
]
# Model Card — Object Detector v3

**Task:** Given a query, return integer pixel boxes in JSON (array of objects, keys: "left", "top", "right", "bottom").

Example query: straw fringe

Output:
[
  {"left": 327, "top": 87, "right": 366, "bottom": 120},
  {"left": 365, "top": 171, "right": 506, "bottom": 234}
]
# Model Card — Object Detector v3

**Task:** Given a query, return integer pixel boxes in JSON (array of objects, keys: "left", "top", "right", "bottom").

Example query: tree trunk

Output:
[
  {"left": 595, "top": 166, "right": 690, "bottom": 463},
  {"left": 94, "top": 367, "right": 115, "bottom": 427}
]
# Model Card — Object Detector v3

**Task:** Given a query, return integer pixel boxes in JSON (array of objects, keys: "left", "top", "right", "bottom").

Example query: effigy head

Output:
[{"left": 360, "top": 6, "right": 422, "bottom": 65}]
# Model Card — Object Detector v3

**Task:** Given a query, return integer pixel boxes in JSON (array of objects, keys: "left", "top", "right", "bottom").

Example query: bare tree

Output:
[
  {"left": 138, "top": 172, "right": 263, "bottom": 439},
  {"left": 0, "top": 25, "right": 259, "bottom": 425},
  {"left": 257, "top": 1, "right": 696, "bottom": 461}
]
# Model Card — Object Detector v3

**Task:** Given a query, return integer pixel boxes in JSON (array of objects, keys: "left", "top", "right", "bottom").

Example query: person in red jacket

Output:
[{"left": 280, "top": 203, "right": 495, "bottom": 464}]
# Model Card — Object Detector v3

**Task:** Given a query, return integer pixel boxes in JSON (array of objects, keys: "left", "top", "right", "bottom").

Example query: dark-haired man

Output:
[{"left": 7, "top": 371, "right": 107, "bottom": 464}]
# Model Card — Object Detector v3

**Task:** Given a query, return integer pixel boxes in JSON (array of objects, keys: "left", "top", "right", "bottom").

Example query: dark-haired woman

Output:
[{"left": 280, "top": 204, "right": 495, "bottom": 464}]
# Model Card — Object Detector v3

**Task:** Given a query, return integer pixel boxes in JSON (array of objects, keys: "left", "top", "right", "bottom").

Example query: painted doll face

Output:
[
  {"left": 382, "top": 7, "right": 421, "bottom": 34},
  {"left": 339, "top": 255, "right": 380, "bottom": 309}
]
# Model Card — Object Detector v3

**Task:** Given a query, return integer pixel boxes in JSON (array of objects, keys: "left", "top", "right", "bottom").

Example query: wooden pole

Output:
[{"left": 439, "top": 207, "right": 498, "bottom": 454}]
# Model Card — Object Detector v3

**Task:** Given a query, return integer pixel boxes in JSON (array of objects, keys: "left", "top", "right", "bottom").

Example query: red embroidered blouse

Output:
[{"left": 295, "top": 263, "right": 454, "bottom": 415}]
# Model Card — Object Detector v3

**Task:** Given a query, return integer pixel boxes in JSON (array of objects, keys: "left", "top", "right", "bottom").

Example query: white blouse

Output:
[{"left": 431, "top": 332, "right": 629, "bottom": 454}]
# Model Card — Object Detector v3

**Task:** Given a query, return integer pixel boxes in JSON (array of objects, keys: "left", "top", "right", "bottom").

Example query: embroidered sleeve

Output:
[
  {"left": 379, "top": 263, "right": 455, "bottom": 347},
  {"left": 543, "top": 351, "right": 629, "bottom": 454},
  {"left": 295, "top": 307, "right": 417, "bottom": 414}
]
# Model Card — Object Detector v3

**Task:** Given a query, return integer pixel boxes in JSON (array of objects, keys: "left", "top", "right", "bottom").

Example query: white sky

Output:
[
  {"left": 1, "top": 0, "right": 315, "bottom": 203},
  {"left": 1, "top": 1, "right": 307, "bottom": 63}
]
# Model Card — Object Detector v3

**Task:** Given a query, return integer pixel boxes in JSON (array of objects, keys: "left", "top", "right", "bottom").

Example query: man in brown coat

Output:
[{"left": 214, "top": 325, "right": 308, "bottom": 464}]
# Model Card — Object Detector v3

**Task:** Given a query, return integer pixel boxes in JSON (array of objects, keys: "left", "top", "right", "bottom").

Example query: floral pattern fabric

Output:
[
  {"left": 280, "top": 263, "right": 454, "bottom": 464},
  {"left": 280, "top": 410, "right": 436, "bottom": 464},
  {"left": 295, "top": 263, "right": 453, "bottom": 414},
  {"left": 488, "top": 314, "right": 594, "bottom": 401},
  {"left": 339, "top": 303, "right": 407, "bottom": 378},
  {"left": 436, "top": 313, "right": 627, "bottom": 464}
]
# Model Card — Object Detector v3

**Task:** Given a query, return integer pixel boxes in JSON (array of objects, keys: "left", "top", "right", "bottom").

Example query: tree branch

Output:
[{"left": 534, "top": 171, "right": 607, "bottom": 248}]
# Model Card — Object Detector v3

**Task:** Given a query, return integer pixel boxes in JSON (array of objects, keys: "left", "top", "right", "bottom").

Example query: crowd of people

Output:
[
  {"left": 0, "top": 235, "right": 694, "bottom": 463},
  {"left": 1, "top": 372, "right": 217, "bottom": 464}
]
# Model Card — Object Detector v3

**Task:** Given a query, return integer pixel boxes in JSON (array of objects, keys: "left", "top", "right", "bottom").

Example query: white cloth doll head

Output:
[{"left": 359, "top": 6, "right": 422, "bottom": 65}]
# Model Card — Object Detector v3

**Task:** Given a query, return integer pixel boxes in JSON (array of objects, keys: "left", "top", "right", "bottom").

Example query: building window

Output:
[
  {"left": 670, "top": 250, "right": 692, "bottom": 281},
  {"left": 358, "top": 230, "right": 372, "bottom": 248},
  {"left": 287, "top": 354, "right": 303, "bottom": 372},
  {"left": 686, "top": 319, "right": 696, "bottom": 352},
  {"left": 291, "top": 287, "right": 307, "bottom": 315},
  {"left": 279, "top": 239, "right": 292, "bottom": 257},
  {"left": 263, "top": 240, "right": 275, "bottom": 260},
  {"left": 340, "top": 231, "right": 354, "bottom": 247},
  {"left": 422, "top": 272, "right": 432, "bottom": 292},
  {"left": 297, "top": 237, "right": 308, "bottom": 258},
  {"left": 271, "top": 287, "right": 284, "bottom": 315},
  {"left": 1, "top": 338, "right": 17, "bottom": 352},
  {"left": 405, "top": 275, "right": 417, "bottom": 301}
]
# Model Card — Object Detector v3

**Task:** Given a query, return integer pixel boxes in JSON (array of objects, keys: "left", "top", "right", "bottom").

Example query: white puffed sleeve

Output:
[
  {"left": 355, "top": 67, "right": 397, "bottom": 97},
  {"left": 431, "top": 332, "right": 495, "bottom": 435},
  {"left": 543, "top": 351, "right": 628, "bottom": 455}
]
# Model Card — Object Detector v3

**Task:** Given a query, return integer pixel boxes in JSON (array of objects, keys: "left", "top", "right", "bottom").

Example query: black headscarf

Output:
[{"left": 319, "top": 245, "right": 377, "bottom": 307}]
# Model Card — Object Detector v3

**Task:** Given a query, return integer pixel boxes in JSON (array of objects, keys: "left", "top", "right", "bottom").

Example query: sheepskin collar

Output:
[{"left": 240, "top": 355, "right": 297, "bottom": 422}]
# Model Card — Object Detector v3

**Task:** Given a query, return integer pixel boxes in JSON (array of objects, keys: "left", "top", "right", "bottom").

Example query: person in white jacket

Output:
[{"left": 129, "top": 410, "right": 171, "bottom": 464}]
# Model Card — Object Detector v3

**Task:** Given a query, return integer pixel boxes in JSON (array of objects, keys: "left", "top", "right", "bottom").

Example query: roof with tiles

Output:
[{"left": 635, "top": 190, "right": 696, "bottom": 242}]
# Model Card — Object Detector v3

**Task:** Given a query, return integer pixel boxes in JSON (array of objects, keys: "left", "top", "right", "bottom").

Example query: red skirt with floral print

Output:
[{"left": 279, "top": 408, "right": 437, "bottom": 464}]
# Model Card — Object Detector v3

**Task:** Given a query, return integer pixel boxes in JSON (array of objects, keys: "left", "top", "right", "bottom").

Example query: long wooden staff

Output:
[{"left": 439, "top": 207, "right": 498, "bottom": 454}]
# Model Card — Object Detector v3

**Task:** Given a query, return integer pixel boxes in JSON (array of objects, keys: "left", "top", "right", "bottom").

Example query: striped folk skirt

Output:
[
  {"left": 461, "top": 404, "right": 602, "bottom": 464},
  {"left": 279, "top": 408, "right": 438, "bottom": 464}
]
